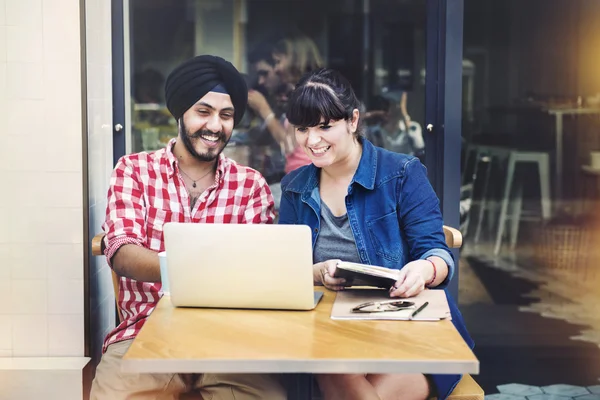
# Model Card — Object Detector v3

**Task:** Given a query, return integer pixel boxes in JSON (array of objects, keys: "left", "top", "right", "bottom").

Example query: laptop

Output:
[{"left": 162, "top": 222, "right": 324, "bottom": 310}]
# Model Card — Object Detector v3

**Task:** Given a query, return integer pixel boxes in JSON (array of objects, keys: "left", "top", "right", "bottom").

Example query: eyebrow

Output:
[{"left": 196, "top": 101, "right": 235, "bottom": 112}]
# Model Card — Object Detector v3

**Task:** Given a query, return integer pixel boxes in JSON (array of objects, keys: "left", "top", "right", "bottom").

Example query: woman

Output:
[{"left": 278, "top": 68, "right": 474, "bottom": 400}]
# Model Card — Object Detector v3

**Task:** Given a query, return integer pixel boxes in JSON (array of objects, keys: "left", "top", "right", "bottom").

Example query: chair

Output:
[{"left": 90, "top": 226, "right": 483, "bottom": 400}]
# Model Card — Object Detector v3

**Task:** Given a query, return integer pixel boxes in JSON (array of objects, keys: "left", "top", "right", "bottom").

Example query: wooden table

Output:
[{"left": 122, "top": 288, "right": 478, "bottom": 375}]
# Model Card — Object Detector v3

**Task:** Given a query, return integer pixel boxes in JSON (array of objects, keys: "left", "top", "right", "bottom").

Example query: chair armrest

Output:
[
  {"left": 443, "top": 225, "right": 463, "bottom": 249},
  {"left": 447, "top": 374, "right": 484, "bottom": 400},
  {"left": 91, "top": 233, "right": 106, "bottom": 256}
]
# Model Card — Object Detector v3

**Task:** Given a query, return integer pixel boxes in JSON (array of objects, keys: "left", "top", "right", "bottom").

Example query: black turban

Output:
[{"left": 164, "top": 55, "right": 248, "bottom": 126}]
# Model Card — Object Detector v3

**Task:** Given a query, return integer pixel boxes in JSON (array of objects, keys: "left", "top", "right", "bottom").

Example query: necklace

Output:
[{"left": 178, "top": 166, "right": 214, "bottom": 188}]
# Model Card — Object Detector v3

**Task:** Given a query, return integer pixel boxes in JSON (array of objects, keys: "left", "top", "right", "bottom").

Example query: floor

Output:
[{"left": 458, "top": 216, "right": 600, "bottom": 399}]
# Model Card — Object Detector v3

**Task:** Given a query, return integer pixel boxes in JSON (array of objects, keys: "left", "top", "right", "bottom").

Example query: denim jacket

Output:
[
  {"left": 279, "top": 138, "right": 454, "bottom": 287},
  {"left": 278, "top": 138, "right": 474, "bottom": 355}
]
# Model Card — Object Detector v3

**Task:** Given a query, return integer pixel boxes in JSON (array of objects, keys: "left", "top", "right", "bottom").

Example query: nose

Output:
[
  {"left": 258, "top": 76, "right": 266, "bottom": 85},
  {"left": 205, "top": 113, "right": 222, "bottom": 134},
  {"left": 306, "top": 129, "right": 321, "bottom": 146}
]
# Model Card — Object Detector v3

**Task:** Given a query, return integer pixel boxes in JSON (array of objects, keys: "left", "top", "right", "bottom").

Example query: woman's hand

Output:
[
  {"left": 389, "top": 260, "right": 434, "bottom": 298},
  {"left": 313, "top": 259, "right": 346, "bottom": 291}
]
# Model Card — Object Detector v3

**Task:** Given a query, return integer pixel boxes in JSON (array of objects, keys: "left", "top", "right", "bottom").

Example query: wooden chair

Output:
[{"left": 90, "top": 226, "right": 482, "bottom": 400}]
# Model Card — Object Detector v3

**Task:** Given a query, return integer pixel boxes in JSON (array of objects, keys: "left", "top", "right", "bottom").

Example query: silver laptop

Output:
[{"left": 162, "top": 222, "right": 324, "bottom": 310}]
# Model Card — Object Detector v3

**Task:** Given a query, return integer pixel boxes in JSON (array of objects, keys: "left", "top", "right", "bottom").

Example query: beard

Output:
[{"left": 179, "top": 119, "right": 230, "bottom": 162}]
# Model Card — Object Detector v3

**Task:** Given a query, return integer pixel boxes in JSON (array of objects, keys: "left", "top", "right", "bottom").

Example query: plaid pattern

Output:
[{"left": 102, "top": 139, "right": 275, "bottom": 352}]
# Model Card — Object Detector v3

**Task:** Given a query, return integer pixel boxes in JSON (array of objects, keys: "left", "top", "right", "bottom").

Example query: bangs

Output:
[{"left": 287, "top": 84, "right": 349, "bottom": 127}]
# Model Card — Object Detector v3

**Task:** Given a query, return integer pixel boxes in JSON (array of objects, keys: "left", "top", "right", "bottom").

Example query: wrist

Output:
[
  {"left": 424, "top": 258, "right": 437, "bottom": 287},
  {"left": 313, "top": 264, "right": 323, "bottom": 285},
  {"left": 260, "top": 107, "right": 274, "bottom": 120}
]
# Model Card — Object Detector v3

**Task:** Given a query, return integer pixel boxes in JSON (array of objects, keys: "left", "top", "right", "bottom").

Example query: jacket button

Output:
[{"left": 314, "top": 228, "right": 318, "bottom": 233}]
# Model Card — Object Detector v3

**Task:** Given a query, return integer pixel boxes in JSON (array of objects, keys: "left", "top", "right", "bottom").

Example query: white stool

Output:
[{"left": 494, "top": 151, "right": 552, "bottom": 255}]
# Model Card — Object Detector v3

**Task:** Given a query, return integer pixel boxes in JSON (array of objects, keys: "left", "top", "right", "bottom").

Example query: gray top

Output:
[{"left": 313, "top": 201, "right": 362, "bottom": 264}]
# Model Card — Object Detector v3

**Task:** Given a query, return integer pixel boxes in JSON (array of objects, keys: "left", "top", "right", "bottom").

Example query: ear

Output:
[{"left": 349, "top": 109, "right": 360, "bottom": 133}]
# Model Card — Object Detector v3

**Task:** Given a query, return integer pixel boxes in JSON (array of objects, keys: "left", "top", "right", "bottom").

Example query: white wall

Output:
[
  {"left": 0, "top": 0, "right": 114, "bottom": 397},
  {"left": 0, "top": 0, "right": 85, "bottom": 360}
]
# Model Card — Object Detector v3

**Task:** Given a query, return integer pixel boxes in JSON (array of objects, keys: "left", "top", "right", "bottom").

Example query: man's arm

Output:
[
  {"left": 112, "top": 244, "right": 161, "bottom": 282},
  {"left": 243, "top": 174, "right": 275, "bottom": 224},
  {"left": 248, "top": 90, "right": 291, "bottom": 153},
  {"left": 102, "top": 156, "right": 161, "bottom": 282}
]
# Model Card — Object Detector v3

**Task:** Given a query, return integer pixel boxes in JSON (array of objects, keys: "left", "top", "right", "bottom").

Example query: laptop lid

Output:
[{"left": 163, "top": 223, "right": 317, "bottom": 310}]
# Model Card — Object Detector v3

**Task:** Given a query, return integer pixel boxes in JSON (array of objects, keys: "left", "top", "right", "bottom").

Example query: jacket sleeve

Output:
[
  {"left": 397, "top": 158, "right": 455, "bottom": 287},
  {"left": 277, "top": 183, "right": 298, "bottom": 225}
]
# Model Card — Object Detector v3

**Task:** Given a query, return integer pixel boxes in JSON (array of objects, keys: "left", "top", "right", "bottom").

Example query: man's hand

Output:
[{"left": 313, "top": 259, "right": 346, "bottom": 291}]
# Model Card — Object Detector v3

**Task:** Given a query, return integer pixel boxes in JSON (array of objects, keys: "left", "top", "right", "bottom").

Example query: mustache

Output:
[{"left": 187, "top": 129, "right": 226, "bottom": 142}]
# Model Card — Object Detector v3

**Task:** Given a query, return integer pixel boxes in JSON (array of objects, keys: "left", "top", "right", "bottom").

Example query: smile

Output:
[
  {"left": 310, "top": 146, "right": 331, "bottom": 155},
  {"left": 200, "top": 134, "right": 220, "bottom": 142}
]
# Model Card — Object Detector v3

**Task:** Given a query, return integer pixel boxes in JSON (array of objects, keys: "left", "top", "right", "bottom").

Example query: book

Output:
[
  {"left": 334, "top": 261, "right": 400, "bottom": 289},
  {"left": 331, "top": 288, "right": 452, "bottom": 321}
]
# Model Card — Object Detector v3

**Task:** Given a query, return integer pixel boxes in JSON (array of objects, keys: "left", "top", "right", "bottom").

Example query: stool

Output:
[
  {"left": 494, "top": 151, "right": 552, "bottom": 255},
  {"left": 464, "top": 145, "right": 513, "bottom": 242}
]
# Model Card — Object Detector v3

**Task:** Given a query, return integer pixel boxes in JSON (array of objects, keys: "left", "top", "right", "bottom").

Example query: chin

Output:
[
  {"left": 193, "top": 146, "right": 224, "bottom": 162},
  {"left": 310, "top": 157, "right": 334, "bottom": 168}
]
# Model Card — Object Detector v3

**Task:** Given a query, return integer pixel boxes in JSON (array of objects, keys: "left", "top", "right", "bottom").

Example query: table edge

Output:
[{"left": 121, "top": 358, "right": 479, "bottom": 375}]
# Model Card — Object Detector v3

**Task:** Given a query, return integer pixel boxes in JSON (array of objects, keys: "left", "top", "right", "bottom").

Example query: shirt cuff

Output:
[
  {"left": 420, "top": 248, "right": 454, "bottom": 288},
  {"left": 104, "top": 235, "right": 144, "bottom": 269}
]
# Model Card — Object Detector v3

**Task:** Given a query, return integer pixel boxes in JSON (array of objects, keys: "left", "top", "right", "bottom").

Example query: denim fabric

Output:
[
  {"left": 279, "top": 138, "right": 454, "bottom": 286},
  {"left": 278, "top": 138, "right": 475, "bottom": 399}
]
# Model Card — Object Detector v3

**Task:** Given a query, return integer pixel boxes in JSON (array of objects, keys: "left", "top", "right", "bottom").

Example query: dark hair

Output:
[
  {"left": 286, "top": 68, "right": 364, "bottom": 138},
  {"left": 248, "top": 43, "right": 275, "bottom": 67}
]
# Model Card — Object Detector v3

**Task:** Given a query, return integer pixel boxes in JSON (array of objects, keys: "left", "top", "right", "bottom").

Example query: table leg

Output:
[{"left": 555, "top": 113, "right": 564, "bottom": 204}]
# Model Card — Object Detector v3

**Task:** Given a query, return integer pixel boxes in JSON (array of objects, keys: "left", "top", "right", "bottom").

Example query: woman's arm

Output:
[{"left": 395, "top": 158, "right": 454, "bottom": 289}]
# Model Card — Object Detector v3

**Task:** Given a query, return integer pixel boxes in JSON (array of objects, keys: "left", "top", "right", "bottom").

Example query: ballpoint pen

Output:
[{"left": 410, "top": 301, "right": 429, "bottom": 320}]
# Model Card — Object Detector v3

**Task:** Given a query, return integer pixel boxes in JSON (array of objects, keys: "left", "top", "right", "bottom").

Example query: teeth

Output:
[
  {"left": 311, "top": 146, "right": 330, "bottom": 154},
  {"left": 201, "top": 135, "right": 219, "bottom": 142}
]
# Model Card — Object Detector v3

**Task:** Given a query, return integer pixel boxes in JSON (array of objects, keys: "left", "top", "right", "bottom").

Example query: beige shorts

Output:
[{"left": 89, "top": 339, "right": 286, "bottom": 400}]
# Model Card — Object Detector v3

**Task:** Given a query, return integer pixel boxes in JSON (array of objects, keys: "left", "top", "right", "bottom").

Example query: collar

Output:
[
  {"left": 164, "top": 138, "right": 227, "bottom": 183},
  {"left": 285, "top": 137, "right": 378, "bottom": 194}
]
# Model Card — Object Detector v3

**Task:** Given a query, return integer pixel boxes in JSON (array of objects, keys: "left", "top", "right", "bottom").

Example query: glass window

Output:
[
  {"left": 127, "top": 0, "right": 428, "bottom": 210},
  {"left": 461, "top": 0, "right": 600, "bottom": 394}
]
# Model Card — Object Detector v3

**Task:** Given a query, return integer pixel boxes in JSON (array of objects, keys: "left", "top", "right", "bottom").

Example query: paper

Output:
[{"left": 331, "top": 288, "right": 452, "bottom": 321}]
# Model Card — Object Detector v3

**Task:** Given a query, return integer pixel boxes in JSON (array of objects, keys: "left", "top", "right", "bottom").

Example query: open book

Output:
[
  {"left": 331, "top": 288, "right": 452, "bottom": 321},
  {"left": 335, "top": 261, "right": 401, "bottom": 289}
]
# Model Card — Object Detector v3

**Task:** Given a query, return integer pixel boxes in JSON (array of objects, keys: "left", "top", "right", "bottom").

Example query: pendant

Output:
[{"left": 192, "top": 182, "right": 197, "bottom": 188}]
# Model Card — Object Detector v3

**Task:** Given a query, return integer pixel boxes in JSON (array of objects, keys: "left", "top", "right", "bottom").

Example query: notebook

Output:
[{"left": 331, "top": 288, "right": 451, "bottom": 321}]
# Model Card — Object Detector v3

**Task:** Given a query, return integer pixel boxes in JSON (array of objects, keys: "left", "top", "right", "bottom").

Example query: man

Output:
[
  {"left": 248, "top": 44, "right": 281, "bottom": 98},
  {"left": 90, "top": 55, "right": 285, "bottom": 400}
]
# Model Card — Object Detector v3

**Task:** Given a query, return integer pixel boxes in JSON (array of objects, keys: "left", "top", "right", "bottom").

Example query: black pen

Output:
[{"left": 410, "top": 301, "right": 429, "bottom": 320}]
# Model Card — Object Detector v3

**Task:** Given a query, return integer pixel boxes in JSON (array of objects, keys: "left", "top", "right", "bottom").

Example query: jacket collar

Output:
[{"left": 285, "top": 138, "right": 378, "bottom": 195}]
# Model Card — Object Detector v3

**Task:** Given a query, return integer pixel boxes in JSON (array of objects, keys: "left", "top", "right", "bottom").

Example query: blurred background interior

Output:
[{"left": 120, "top": 0, "right": 600, "bottom": 396}]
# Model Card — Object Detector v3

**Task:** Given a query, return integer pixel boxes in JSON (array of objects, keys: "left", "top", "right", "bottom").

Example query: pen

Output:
[{"left": 410, "top": 301, "right": 429, "bottom": 320}]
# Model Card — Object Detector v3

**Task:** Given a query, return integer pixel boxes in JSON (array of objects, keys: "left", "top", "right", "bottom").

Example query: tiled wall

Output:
[
  {"left": 0, "top": 0, "right": 85, "bottom": 358},
  {"left": 85, "top": 0, "right": 115, "bottom": 369}
]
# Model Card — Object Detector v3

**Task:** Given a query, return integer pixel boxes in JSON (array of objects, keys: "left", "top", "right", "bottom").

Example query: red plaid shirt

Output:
[{"left": 102, "top": 139, "right": 274, "bottom": 352}]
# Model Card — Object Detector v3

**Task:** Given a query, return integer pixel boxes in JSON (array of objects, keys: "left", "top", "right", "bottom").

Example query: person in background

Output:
[
  {"left": 365, "top": 91, "right": 425, "bottom": 159},
  {"left": 90, "top": 55, "right": 284, "bottom": 400},
  {"left": 278, "top": 68, "right": 473, "bottom": 400},
  {"left": 245, "top": 44, "right": 291, "bottom": 208},
  {"left": 272, "top": 32, "right": 325, "bottom": 173}
]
